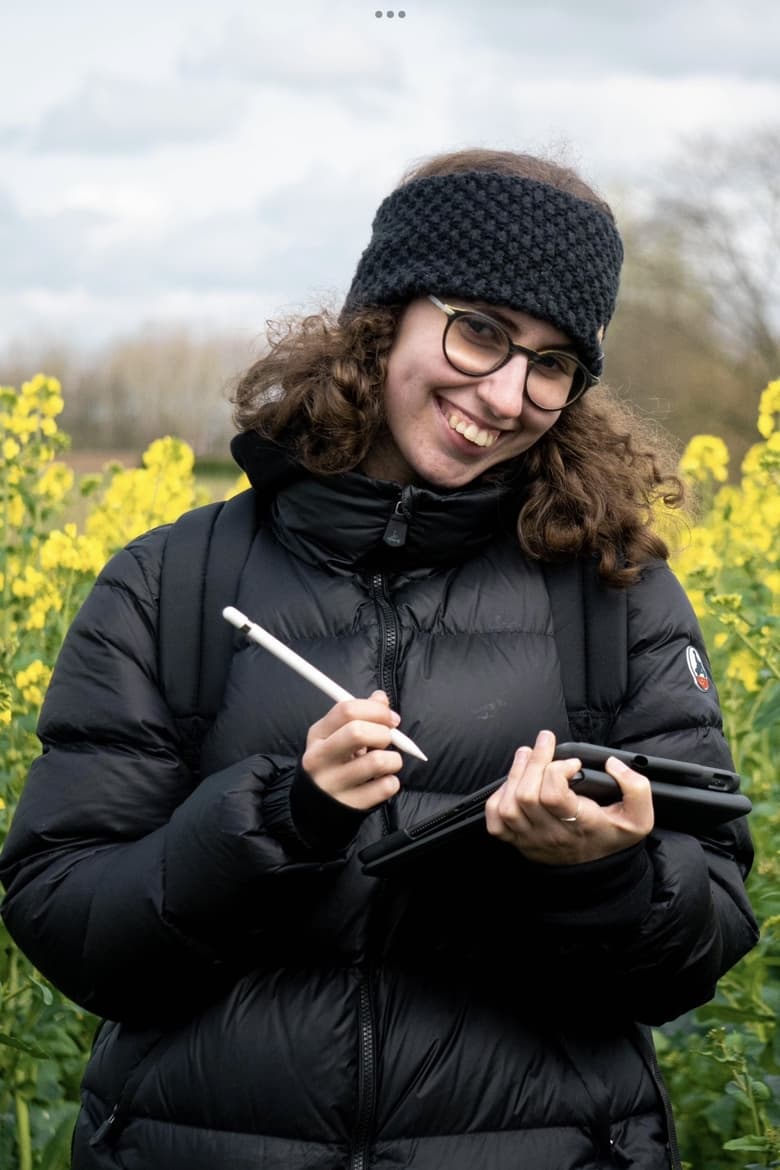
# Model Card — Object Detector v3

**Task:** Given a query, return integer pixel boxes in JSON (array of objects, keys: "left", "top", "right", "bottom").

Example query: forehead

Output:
[{"left": 450, "top": 298, "right": 572, "bottom": 348}]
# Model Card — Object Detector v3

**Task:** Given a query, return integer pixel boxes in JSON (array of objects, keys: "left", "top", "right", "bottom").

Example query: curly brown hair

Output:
[{"left": 231, "top": 148, "right": 684, "bottom": 586}]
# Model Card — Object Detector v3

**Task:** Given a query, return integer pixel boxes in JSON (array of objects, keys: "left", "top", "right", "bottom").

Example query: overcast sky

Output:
[{"left": 2, "top": 0, "right": 779, "bottom": 353}]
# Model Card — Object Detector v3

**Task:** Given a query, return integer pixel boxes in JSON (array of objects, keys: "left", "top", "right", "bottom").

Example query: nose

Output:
[{"left": 473, "top": 355, "right": 529, "bottom": 421}]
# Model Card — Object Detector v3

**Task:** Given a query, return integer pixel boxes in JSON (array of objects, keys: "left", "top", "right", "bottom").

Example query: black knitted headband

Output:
[{"left": 342, "top": 171, "right": 624, "bottom": 377}]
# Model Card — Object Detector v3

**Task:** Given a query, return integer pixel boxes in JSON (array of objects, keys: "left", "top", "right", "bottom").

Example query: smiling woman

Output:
[
  {"left": 0, "top": 146, "right": 758, "bottom": 1170},
  {"left": 232, "top": 149, "right": 676, "bottom": 585}
]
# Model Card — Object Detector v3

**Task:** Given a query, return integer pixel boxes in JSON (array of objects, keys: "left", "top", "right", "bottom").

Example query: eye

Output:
[
  {"left": 534, "top": 351, "right": 578, "bottom": 379},
  {"left": 456, "top": 313, "right": 507, "bottom": 351}
]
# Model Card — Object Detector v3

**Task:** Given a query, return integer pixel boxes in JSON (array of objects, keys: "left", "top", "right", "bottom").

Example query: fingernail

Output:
[
  {"left": 607, "top": 756, "right": 627, "bottom": 773},
  {"left": 390, "top": 711, "right": 401, "bottom": 726},
  {"left": 537, "top": 729, "right": 553, "bottom": 746}
]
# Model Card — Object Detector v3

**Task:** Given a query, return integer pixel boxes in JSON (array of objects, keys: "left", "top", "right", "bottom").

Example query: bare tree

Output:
[
  {"left": 603, "top": 127, "right": 780, "bottom": 469},
  {"left": 654, "top": 125, "right": 780, "bottom": 381}
]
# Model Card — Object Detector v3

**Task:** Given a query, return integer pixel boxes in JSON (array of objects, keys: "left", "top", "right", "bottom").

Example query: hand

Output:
[
  {"left": 484, "top": 729, "right": 655, "bottom": 865},
  {"left": 302, "top": 690, "right": 404, "bottom": 811}
]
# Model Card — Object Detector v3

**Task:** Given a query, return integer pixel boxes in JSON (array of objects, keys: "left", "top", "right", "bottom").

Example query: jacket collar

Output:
[{"left": 231, "top": 431, "right": 524, "bottom": 573}]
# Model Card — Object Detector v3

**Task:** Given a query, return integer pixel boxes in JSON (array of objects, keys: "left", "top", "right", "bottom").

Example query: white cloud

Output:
[
  {"left": 180, "top": 10, "right": 403, "bottom": 93},
  {"left": 1, "top": 0, "right": 779, "bottom": 351},
  {"left": 23, "top": 75, "right": 246, "bottom": 153}
]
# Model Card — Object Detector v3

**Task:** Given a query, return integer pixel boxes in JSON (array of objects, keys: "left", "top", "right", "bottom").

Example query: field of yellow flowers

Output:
[{"left": 1, "top": 374, "right": 779, "bottom": 1169}]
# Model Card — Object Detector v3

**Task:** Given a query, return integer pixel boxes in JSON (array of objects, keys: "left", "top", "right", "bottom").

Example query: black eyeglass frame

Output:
[{"left": 428, "top": 295, "right": 599, "bottom": 412}]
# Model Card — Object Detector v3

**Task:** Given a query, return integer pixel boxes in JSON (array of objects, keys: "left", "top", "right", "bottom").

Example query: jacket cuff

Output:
[
  {"left": 263, "top": 764, "right": 367, "bottom": 858},
  {"left": 527, "top": 842, "right": 653, "bottom": 931}
]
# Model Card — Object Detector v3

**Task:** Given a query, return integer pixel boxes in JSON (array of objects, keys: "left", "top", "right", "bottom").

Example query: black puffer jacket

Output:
[{"left": 0, "top": 437, "right": 758, "bottom": 1170}]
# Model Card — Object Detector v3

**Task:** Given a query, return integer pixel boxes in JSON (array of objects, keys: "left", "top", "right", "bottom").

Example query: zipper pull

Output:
[
  {"left": 90, "top": 1105, "right": 120, "bottom": 1147},
  {"left": 382, "top": 500, "right": 408, "bottom": 548}
]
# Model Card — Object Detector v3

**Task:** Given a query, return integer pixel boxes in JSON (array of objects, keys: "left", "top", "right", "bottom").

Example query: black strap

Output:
[
  {"left": 158, "top": 490, "right": 258, "bottom": 720},
  {"left": 542, "top": 557, "right": 628, "bottom": 742},
  {"left": 159, "top": 497, "right": 628, "bottom": 747}
]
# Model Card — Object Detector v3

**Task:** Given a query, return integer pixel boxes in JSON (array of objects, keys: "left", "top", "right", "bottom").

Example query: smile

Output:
[{"left": 443, "top": 407, "right": 501, "bottom": 448}]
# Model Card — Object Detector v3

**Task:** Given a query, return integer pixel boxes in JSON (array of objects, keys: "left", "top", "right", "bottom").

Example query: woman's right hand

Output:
[{"left": 301, "top": 690, "right": 403, "bottom": 810}]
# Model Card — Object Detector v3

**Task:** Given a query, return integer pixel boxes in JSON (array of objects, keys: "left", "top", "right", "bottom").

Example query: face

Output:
[{"left": 361, "top": 297, "right": 570, "bottom": 489}]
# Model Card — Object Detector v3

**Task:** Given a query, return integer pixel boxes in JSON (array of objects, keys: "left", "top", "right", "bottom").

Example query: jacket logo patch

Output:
[{"left": 686, "top": 645, "right": 711, "bottom": 692}]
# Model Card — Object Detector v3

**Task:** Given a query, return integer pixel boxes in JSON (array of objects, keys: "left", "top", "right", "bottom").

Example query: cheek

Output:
[{"left": 532, "top": 410, "right": 562, "bottom": 439}]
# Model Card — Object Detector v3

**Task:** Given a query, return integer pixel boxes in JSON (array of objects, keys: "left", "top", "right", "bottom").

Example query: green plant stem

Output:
[
  {"left": 735, "top": 1068, "right": 764, "bottom": 1139},
  {"left": 14, "top": 1090, "right": 32, "bottom": 1170}
]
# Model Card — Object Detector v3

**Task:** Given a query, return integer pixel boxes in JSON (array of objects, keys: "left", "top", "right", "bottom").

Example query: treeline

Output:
[
  {"left": 0, "top": 328, "right": 254, "bottom": 459},
  {"left": 604, "top": 126, "right": 780, "bottom": 470},
  {"left": 2, "top": 127, "right": 778, "bottom": 465}
]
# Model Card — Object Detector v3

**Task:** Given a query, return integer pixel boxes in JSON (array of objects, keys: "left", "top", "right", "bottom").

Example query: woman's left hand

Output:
[{"left": 484, "top": 729, "right": 655, "bottom": 865}]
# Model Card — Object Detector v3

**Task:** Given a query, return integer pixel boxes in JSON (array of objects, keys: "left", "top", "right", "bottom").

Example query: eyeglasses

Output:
[{"left": 428, "top": 295, "right": 598, "bottom": 412}]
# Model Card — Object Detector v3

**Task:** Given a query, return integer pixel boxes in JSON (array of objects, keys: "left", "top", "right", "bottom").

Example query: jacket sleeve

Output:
[
  {"left": 515, "top": 559, "right": 759, "bottom": 1025},
  {"left": 0, "top": 528, "right": 364, "bottom": 1026}
]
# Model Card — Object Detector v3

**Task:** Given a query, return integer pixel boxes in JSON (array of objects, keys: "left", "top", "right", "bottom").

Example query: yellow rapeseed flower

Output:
[
  {"left": 725, "top": 648, "right": 762, "bottom": 693},
  {"left": 40, "top": 394, "right": 65, "bottom": 418},
  {"left": 40, "top": 526, "right": 107, "bottom": 576},
  {"left": 3, "top": 493, "right": 25, "bottom": 529},
  {"left": 679, "top": 435, "right": 730, "bottom": 483},
  {"left": 3, "top": 437, "right": 21, "bottom": 461},
  {"left": 15, "top": 659, "right": 52, "bottom": 707},
  {"left": 36, "top": 462, "right": 75, "bottom": 503},
  {"left": 11, "top": 565, "right": 46, "bottom": 598},
  {"left": 757, "top": 378, "right": 780, "bottom": 439}
]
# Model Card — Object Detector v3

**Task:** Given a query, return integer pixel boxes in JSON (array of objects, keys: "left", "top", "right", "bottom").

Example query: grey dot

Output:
[
  {"left": 399, "top": 8, "right": 406, "bottom": 14},
  {"left": 387, "top": 9, "right": 394, "bottom": 16},
  {"left": 375, "top": 9, "right": 382, "bottom": 15}
]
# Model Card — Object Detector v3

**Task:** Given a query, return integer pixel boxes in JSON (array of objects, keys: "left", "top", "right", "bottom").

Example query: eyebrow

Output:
[{"left": 461, "top": 301, "right": 577, "bottom": 353}]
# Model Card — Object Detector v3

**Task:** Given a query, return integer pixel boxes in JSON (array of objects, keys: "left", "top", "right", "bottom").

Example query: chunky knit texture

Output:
[{"left": 343, "top": 171, "right": 624, "bottom": 376}]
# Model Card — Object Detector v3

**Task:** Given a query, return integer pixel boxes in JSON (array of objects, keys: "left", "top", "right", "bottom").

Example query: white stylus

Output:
[{"left": 222, "top": 606, "right": 428, "bottom": 762}]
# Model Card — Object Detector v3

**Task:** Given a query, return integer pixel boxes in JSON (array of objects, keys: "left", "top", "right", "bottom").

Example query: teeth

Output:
[{"left": 446, "top": 410, "right": 498, "bottom": 448}]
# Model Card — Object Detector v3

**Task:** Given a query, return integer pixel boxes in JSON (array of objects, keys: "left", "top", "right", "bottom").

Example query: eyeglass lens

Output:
[{"left": 444, "top": 313, "right": 583, "bottom": 410}]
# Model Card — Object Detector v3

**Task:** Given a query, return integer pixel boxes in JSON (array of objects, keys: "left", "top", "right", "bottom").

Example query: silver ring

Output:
[{"left": 559, "top": 799, "right": 581, "bottom": 825}]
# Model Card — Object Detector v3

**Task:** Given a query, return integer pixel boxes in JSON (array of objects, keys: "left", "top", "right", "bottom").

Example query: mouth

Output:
[{"left": 438, "top": 400, "right": 503, "bottom": 449}]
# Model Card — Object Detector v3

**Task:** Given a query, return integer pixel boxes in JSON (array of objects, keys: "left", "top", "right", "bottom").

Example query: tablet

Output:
[
  {"left": 358, "top": 752, "right": 752, "bottom": 877},
  {"left": 553, "top": 742, "right": 741, "bottom": 792}
]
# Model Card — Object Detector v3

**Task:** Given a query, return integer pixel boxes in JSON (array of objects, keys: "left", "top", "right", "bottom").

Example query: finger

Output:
[
  {"left": 307, "top": 749, "right": 404, "bottom": 795},
  {"left": 501, "top": 729, "right": 556, "bottom": 803},
  {"left": 306, "top": 696, "right": 400, "bottom": 746},
  {"left": 604, "top": 757, "right": 655, "bottom": 833},
  {"left": 485, "top": 747, "right": 533, "bottom": 835},
  {"left": 335, "top": 772, "right": 401, "bottom": 811},
  {"left": 304, "top": 720, "right": 397, "bottom": 771},
  {"left": 496, "top": 732, "right": 562, "bottom": 825},
  {"left": 538, "top": 756, "right": 584, "bottom": 821}
]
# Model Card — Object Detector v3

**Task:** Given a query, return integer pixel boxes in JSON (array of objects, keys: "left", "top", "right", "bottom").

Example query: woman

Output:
[{"left": 0, "top": 148, "right": 758, "bottom": 1170}]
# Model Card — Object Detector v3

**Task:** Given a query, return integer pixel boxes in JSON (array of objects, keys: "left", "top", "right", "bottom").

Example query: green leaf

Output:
[
  {"left": 30, "top": 977, "right": 54, "bottom": 1006},
  {"left": 0, "top": 1032, "right": 49, "bottom": 1059},
  {"left": 753, "top": 682, "right": 780, "bottom": 731},
  {"left": 751, "top": 1080, "right": 772, "bottom": 1100},
  {"left": 723, "top": 1136, "right": 771, "bottom": 1152},
  {"left": 37, "top": 1105, "right": 80, "bottom": 1170},
  {"left": 724, "top": 1083, "right": 752, "bottom": 1108}
]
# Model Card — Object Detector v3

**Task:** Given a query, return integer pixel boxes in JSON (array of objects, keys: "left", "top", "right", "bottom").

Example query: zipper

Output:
[
  {"left": 381, "top": 486, "right": 414, "bottom": 549},
  {"left": 348, "top": 979, "right": 377, "bottom": 1170},
  {"left": 647, "top": 1040, "right": 683, "bottom": 1169},
  {"left": 370, "top": 573, "right": 400, "bottom": 710},
  {"left": 88, "top": 1028, "right": 172, "bottom": 1149},
  {"left": 634, "top": 1025, "right": 683, "bottom": 1170}
]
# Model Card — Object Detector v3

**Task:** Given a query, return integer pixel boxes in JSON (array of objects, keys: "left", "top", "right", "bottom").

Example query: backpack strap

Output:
[
  {"left": 542, "top": 556, "right": 628, "bottom": 744},
  {"left": 158, "top": 489, "right": 259, "bottom": 723}
]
